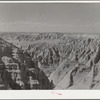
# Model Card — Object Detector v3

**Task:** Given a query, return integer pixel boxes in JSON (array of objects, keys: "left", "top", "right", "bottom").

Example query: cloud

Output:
[{"left": 0, "top": 21, "right": 77, "bottom": 28}]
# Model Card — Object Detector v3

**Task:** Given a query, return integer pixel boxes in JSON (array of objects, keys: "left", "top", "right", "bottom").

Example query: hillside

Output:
[
  {"left": 1, "top": 32, "right": 100, "bottom": 89},
  {"left": 0, "top": 37, "right": 52, "bottom": 90}
]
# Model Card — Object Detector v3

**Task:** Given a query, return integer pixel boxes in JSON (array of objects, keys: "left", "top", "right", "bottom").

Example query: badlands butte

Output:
[{"left": 0, "top": 32, "right": 100, "bottom": 89}]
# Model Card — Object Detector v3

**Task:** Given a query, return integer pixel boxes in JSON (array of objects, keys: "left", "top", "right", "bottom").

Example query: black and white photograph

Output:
[{"left": 0, "top": 3, "right": 100, "bottom": 90}]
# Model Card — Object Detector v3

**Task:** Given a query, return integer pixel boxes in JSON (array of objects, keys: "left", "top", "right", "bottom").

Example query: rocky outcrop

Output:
[
  {"left": 0, "top": 38, "right": 53, "bottom": 90},
  {"left": 48, "top": 33, "right": 100, "bottom": 89}
]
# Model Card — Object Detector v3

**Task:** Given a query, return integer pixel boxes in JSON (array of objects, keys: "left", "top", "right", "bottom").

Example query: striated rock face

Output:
[
  {"left": 1, "top": 32, "right": 100, "bottom": 89},
  {"left": 48, "top": 34, "right": 100, "bottom": 89}
]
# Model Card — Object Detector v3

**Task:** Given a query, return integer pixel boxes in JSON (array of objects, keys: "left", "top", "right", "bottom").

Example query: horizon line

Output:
[{"left": 0, "top": 31, "right": 100, "bottom": 34}]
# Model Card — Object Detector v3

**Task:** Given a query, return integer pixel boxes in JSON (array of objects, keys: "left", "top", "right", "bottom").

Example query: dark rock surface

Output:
[{"left": 0, "top": 37, "right": 53, "bottom": 90}]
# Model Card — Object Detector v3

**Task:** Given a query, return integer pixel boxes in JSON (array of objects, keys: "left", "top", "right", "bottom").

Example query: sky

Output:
[{"left": 0, "top": 3, "right": 100, "bottom": 33}]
